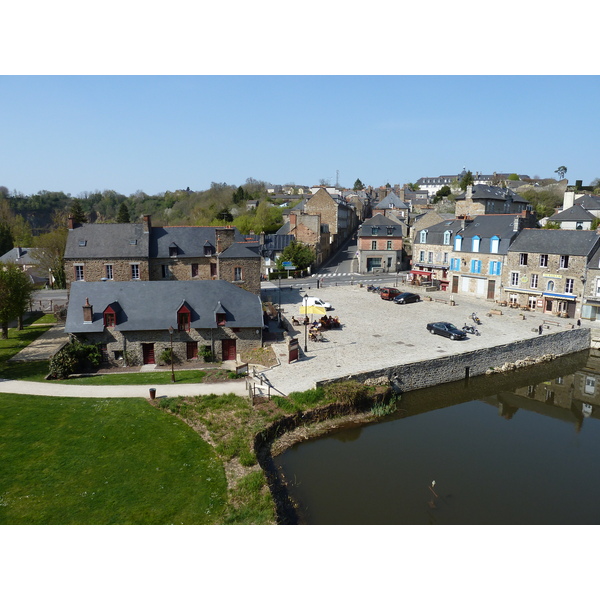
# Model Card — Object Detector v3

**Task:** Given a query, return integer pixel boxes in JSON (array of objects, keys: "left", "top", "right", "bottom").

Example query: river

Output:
[{"left": 273, "top": 349, "right": 600, "bottom": 524}]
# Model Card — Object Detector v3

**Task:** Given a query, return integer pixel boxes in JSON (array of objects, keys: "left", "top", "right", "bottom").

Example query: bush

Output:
[
  {"left": 159, "top": 348, "right": 174, "bottom": 365},
  {"left": 48, "top": 340, "right": 102, "bottom": 379}
]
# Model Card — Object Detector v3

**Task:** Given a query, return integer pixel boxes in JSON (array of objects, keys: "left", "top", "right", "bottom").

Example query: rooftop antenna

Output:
[{"left": 335, "top": 170, "right": 340, "bottom": 188}]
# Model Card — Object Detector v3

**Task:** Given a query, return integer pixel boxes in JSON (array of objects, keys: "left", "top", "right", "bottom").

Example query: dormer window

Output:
[
  {"left": 204, "top": 242, "right": 213, "bottom": 257},
  {"left": 472, "top": 236, "right": 481, "bottom": 253},
  {"left": 490, "top": 236, "right": 500, "bottom": 254},
  {"left": 216, "top": 312, "right": 226, "bottom": 326},
  {"left": 454, "top": 235, "right": 462, "bottom": 251},
  {"left": 103, "top": 306, "right": 116, "bottom": 327},
  {"left": 169, "top": 243, "right": 178, "bottom": 258},
  {"left": 78, "top": 240, "right": 87, "bottom": 247},
  {"left": 371, "top": 226, "right": 380, "bottom": 235},
  {"left": 386, "top": 227, "right": 394, "bottom": 235},
  {"left": 419, "top": 230, "right": 427, "bottom": 243},
  {"left": 443, "top": 230, "right": 451, "bottom": 245}
]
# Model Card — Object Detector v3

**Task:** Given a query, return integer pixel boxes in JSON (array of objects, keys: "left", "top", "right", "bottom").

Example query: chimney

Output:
[
  {"left": 466, "top": 185, "right": 473, "bottom": 199},
  {"left": 289, "top": 213, "right": 297, "bottom": 227},
  {"left": 259, "top": 231, "right": 266, "bottom": 245},
  {"left": 215, "top": 227, "right": 235, "bottom": 253},
  {"left": 143, "top": 214, "right": 152, "bottom": 232},
  {"left": 83, "top": 298, "right": 93, "bottom": 323},
  {"left": 68, "top": 216, "right": 76, "bottom": 230},
  {"left": 16, "top": 247, "right": 23, "bottom": 259}
]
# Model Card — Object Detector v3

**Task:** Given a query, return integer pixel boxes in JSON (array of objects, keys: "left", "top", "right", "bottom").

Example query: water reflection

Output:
[{"left": 274, "top": 350, "right": 600, "bottom": 524}]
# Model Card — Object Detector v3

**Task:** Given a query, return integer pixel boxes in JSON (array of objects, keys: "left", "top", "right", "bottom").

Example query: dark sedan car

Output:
[
  {"left": 426, "top": 321, "right": 467, "bottom": 340},
  {"left": 393, "top": 292, "right": 421, "bottom": 305}
]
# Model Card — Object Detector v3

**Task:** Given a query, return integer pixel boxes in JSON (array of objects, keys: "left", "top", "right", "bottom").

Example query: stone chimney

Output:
[
  {"left": 513, "top": 216, "right": 521, "bottom": 232},
  {"left": 83, "top": 298, "right": 93, "bottom": 323},
  {"left": 466, "top": 185, "right": 473, "bottom": 199},
  {"left": 142, "top": 214, "right": 152, "bottom": 232},
  {"left": 215, "top": 227, "right": 235, "bottom": 253},
  {"left": 259, "top": 231, "right": 266, "bottom": 246}
]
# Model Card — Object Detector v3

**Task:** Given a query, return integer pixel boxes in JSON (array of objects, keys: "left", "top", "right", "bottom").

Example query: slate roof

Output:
[
  {"left": 574, "top": 194, "right": 600, "bottom": 211},
  {"left": 243, "top": 234, "right": 295, "bottom": 254},
  {"left": 374, "top": 192, "right": 409, "bottom": 210},
  {"left": 358, "top": 214, "right": 404, "bottom": 237},
  {"left": 0, "top": 247, "right": 40, "bottom": 265},
  {"left": 415, "top": 219, "right": 464, "bottom": 245},
  {"left": 508, "top": 229, "right": 600, "bottom": 256},
  {"left": 65, "top": 280, "right": 264, "bottom": 334},
  {"left": 64, "top": 223, "right": 149, "bottom": 259},
  {"left": 150, "top": 227, "right": 246, "bottom": 259},
  {"left": 218, "top": 242, "right": 261, "bottom": 259},
  {"left": 551, "top": 204, "right": 594, "bottom": 222},
  {"left": 455, "top": 184, "right": 529, "bottom": 204},
  {"left": 457, "top": 214, "right": 525, "bottom": 254}
]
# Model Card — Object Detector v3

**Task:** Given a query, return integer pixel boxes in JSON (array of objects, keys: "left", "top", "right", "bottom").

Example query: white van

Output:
[{"left": 302, "top": 297, "right": 332, "bottom": 310}]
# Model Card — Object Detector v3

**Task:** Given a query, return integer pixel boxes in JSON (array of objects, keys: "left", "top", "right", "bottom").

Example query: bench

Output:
[
  {"left": 434, "top": 298, "right": 449, "bottom": 304},
  {"left": 542, "top": 319, "right": 560, "bottom": 327},
  {"left": 488, "top": 309, "right": 503, "bottom": 316}
]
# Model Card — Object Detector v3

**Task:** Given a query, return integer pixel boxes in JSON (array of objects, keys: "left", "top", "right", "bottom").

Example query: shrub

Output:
[
  {"left": 159, "top": 348, "right": 173, "bottom": 365},
  {"left": 48, "top": 340, "right": 103, "bottom": 379}
]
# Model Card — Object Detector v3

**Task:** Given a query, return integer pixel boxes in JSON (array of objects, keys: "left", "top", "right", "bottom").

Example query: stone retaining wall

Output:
[{"left": 316, "top": 327, "right": 591, "bottom": 393}]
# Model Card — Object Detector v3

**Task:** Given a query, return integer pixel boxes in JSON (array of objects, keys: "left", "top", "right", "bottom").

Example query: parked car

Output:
[
  {"left": 303, "top": 297, "right": 332, "bottom": 310},
  {"left": 426, "top": 321, "right": 467, "bottom": 340},
  {"left": 380, "top": 287, "right": 401, "bottom": 300},
  {"left": 393, "top": 292, "right": 421, "bottom": 305}
]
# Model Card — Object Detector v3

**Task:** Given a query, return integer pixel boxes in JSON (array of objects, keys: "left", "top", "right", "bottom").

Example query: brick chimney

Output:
[
  {"left": 142, "top": 214, "right": 152, "bottom": 232},
  {"left": 215, "top": 227, "right": 235, "bottom": 253},
  {"left": 289, "top": 213, "right": 297, "bottom": 228},
  {"left": 68, "top": 216, "right": 76, "bottom": 230},
  {"left": 83, "top": 298, "right": 93, "bottom": 323}
]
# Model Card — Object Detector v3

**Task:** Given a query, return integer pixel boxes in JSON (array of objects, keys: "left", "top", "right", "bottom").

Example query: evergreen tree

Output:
[
  {"left": 353, "top": 178, "right": 364, "bottom": 191},
  {"left": 116, "top": 203, "right": 131, "bottom": 223},
  {"left": 0, "top": 222, "right": 13, "bottom": 256},
  {"left": 459, "top": 170, "right": 475, "bottom": 191},
  {"left": 70, "top": 199, "right": 88, "bottom": 223}
]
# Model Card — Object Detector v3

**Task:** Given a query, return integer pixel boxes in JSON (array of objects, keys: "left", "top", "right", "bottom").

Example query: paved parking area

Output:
[{"left": 259, "top": 283, "right": 590, "bottom": 396}]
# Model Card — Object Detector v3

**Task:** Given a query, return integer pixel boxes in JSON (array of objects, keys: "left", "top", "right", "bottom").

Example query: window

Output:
[
  {"left": 470, "top": 259, "right": 482, "bottom": 274},
  {"left": 371, "top": 241, "right": 377, "bottom": 250},
  {"left": 519, "top": 253, "right": 528, "bottom": 266},
  {"left": 386, "top": 227, "right": 394, "bottom": 236},
  {"left": 210, "top": 263, "right": 217, "bottom": 278},
  {"left": 443, "top": 252, "right": 449, "bottom": 264},
  {"left": 131, "top": 264, "right": 140, "bottom": 280},
  {"left": 576, "top": 221, "right": 583, "bottom": 230},
  {"left": 509, "top": 293, "right": 518, "bottom": 305},
  {"left": 178, "top": 311, "right": 190, "bottom": 332},
  {"left": 419, "top": 230, "right": 427, "bottom": 243},
  {"left": 216, "top": 312, "right": 226, "bottom": 326},
  {"left": 386, "top": 240, "right": 392, "bottom": 250},
  {"left": 585, "top": 376, "right": 596, "bottom": 395},
  {"left": 472, "top": 236, "right": 481, "bottom": 253},
  {"left": 490, "top": 236, "right": 500, "bottom": 254},
  {"left": 191, "top": 263, "right": 198, "bottom": 278},
  {"left": 454, "top": 235, "right": 462, "bottom": 251},
  {"left": 234, "top": 267, "right": 243, "bottom": 281},
  {"left": 560, "top": 255, "right": 569, "bottom": 269},
  {"left": 565, "top": 278, "right": 574, "bottom": 293},
  {"left": 596, "top": 278, "right": 600, "bottom": 297},
  {"left": 105, "top": 264, "right": 113, "bottom": 280},
  {"left": 104, "top": 311, "right": 116, "bottom": 327},
  {"left": 78, "top": 240, "right": 87, "bottom": 247},
  {"left": 371, "top": 226, "right": 380, "bottom": 235},
  {"left": 528, "top": 296, "right": 537, "bottom": 309},
  {"left": 74, "top": 265, "right": 84, "bottom": 281},
  {"left": 169, "top": 244, "right": 178, "bottom": 258},
  {"left": 204, "top": 245, "right": 213, "bottom": 257},
  {"left": 510, "top": 272, "right": 519, "bottom": 286},
  {"left": 547, "top": 280, "right": 555, "bottom": 292},
  {"left": 540, "top": 254, "right": 548, "bottom": 267},
  {"left": 489, "top": 261, "right": 501, "bottom": 276},
  {"left": 450, "top": 258, "right": 461, "bottom": 271},
  {"left": 419, "top": 251, "right": 425, "bottom": 262},
  {"left": 428, "top": 252, "right": 433, "bottom": 263},
  {"left": 161, "top": 265, "right": 170, "bottom": 279},
  {"left": 443, "top": 230, "right": 451, "bottom": 245}
]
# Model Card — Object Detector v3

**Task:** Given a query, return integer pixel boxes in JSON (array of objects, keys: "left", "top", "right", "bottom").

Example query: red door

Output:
[
  {"left": 222, "top": 339, "right": 236, "bottom": 361},
  {"left": 142, "top": 343, "right": 155, "bottom": 364}
]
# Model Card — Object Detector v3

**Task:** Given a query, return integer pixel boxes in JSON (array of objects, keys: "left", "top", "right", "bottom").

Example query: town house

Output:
[
  {"left": 503, "top": 229, "right": 600, "bottom": 317},
  {"left": 356, "top": 214, "right": 404, "bottom": 274}
]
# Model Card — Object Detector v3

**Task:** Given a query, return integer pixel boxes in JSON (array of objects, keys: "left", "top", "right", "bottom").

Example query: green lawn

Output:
[{"left": 0, "top": 394, "right": 228, "bottom": 524}]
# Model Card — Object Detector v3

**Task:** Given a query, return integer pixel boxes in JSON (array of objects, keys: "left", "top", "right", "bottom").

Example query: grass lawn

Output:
[{"left": 0, "top": 394, "right": 228, "bottom": 524}]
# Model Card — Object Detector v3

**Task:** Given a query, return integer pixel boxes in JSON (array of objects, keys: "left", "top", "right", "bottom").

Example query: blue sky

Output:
[{"left": 1, "top": 75, "right": 599, "bottom": 197}]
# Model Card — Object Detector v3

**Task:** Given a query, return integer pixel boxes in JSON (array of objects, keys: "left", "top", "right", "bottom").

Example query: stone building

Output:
[
  {"left": 277, "top": 212, "right": 330, "bottom": 268},
  {"left": 356, "top": 214, "right": 405, "bottom": 274},
  {"left": 503, "top": 229, "right": 600, "bottom": 317},
  {"left": 455, "top": 185, "right": 531, "bottom": 218},
  {"left": 64, "top": 280, "right": 264, "bottom": 367},
  {"left": 64, "top": 215, "right": 261, "bottom": 294}
]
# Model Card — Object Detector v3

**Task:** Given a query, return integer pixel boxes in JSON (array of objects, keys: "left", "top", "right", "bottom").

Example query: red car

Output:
[{"left": 380, "top": 287, "right": 401, "bottom": 300}]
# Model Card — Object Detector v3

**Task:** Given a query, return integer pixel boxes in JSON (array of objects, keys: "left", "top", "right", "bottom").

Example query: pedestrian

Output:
[
  {"left": 538, "top": 324, "right": 543, "bottom": 335},
  {"left": 577, "top": 319, "right": 581, "bottom": 327}
]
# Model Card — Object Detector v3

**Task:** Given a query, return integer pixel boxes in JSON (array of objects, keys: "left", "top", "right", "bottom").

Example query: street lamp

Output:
[
  {"left": 168, "top": 326, "right": 175, "bottom": 383},
  {"left": 303, "top": 293, "right": 308, "bottom": 353}
]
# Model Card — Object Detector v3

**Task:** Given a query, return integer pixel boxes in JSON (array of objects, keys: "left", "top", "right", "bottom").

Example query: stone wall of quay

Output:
[{"left": 315, "top": 327, "right": 591, "bottom": 393}]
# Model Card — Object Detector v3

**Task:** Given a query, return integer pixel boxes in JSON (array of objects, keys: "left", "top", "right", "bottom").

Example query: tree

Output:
[
  {"left": 116, "top": 203, "right": 131, "bottom": 223},
  {"left": 459, "top": 170, "right": 475, "bottom": 191},
  {"left": 69, "top": 199, "right": 88, "bottom": 223},
  {"left": 555, "top": 166, "right": 567, "bottom": 180},
  {"left": 31, "top": 228, "right": 68, "bottom": 289},
  {"left": 0, "top": 221, "right": 13, "bottom": 256},
  {"left": 276, "top": 241, "right": 315, "bottom": 271},
  {"left": 0, "top": 264, "right": 34, "bottom": 337},
  {"left": 353, "top": 178, "right": 365, "bottom": 191},
  {"left": 507, "top": 173, "right": 520, "bottom": 181},
  {"left": 406, "top": 183, "right": 420, "bottom": 191},
  {"left": 435, "top": 185, "right": 452, "bottom": 201}
]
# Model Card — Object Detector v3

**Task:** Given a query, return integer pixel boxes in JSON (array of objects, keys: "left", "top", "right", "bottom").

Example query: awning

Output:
[
  {"left": 410, "top": 270, "right": 433, "bottom": 277},
  {"left": 300, "top": 305, "right": 327, "bottom": 315},
  {"left": 542, "top": 293, "right": 577, "bottom": 300}
]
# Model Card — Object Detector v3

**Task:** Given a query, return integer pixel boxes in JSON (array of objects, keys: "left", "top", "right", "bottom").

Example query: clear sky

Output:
[{"left": 2, "top": 75, "right": 599, "bottom": 197}]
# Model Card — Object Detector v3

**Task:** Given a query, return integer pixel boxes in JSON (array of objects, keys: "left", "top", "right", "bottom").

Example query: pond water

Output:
[{"left": 274, "top": 350, "right": 600, "bottom": 524}]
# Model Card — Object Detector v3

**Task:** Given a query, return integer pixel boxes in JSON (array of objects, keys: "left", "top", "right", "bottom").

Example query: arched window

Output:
[
  {"left": 443, "top": 230, "right": 451, "bottom": 245},
  {"left": 547, "top": 280, "right": 555, "bottom": 292},
  {"left": 419, "top": 229, "right": 428, "bottom": 243}
]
